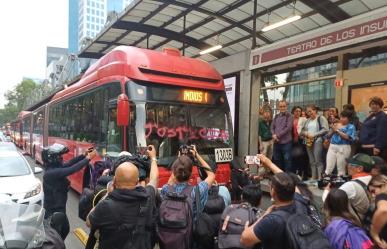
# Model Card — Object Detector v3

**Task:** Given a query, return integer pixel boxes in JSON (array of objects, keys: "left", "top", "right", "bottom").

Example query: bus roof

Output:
[{"left": 52, "top": 46, "right": 224, "bottom": 101}]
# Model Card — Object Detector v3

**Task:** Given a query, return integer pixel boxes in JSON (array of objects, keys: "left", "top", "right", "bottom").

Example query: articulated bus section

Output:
[{"left": 16, "top": 46, "right": 233, "bottom": 193}]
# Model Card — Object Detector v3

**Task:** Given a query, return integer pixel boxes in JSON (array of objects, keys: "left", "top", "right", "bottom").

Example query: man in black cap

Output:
[{"left": 322, "top": 153, "right": 374, "bottom": 225}]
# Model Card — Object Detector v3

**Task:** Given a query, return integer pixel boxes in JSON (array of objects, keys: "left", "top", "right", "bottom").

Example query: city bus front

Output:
[{"left": 125, "top": 80, "right": 234, "bottom": 187}]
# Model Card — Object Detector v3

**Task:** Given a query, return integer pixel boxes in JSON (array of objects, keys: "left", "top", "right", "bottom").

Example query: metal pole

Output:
[
  {"left": 252, "top": 0, "right": 257, "bottom": 48},
  {"left": 183, "top": 15, "right": 186, "bottom": 56},
  {"left": 146, "top": 34, "right": 149, "bottom": 49}
]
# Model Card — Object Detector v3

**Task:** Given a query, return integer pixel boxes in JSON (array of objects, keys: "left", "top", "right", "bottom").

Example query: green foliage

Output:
[{"left": 0, "top": 79, "right": 38, "bottom": 124}]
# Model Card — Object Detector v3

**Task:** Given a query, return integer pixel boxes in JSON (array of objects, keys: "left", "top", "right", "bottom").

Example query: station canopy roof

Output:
[{"left": 78, "top": 0, "right": 387, "bottom": 62}]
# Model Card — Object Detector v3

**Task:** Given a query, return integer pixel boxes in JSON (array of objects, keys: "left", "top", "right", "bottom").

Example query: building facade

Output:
[
  {"left": 46, "top": 47, "right": 68, "bottom": 67},
  {"left": 69, "top": 0, "right": 133, "bottom": 54}
]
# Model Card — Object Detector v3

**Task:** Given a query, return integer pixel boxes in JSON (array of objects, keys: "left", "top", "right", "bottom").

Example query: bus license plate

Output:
[{"left": 215, "top": 148, "right": 233, "bottom": 163}]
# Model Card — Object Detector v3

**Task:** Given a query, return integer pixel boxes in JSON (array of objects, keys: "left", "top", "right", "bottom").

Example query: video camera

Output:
[
  {"left": 110, "top": 154, "right": 151, "bottom": 181},
  {"left": 317, "top": 174, "right": 351, "bottom": 189},
  {"left": 42, "top": 143, "right": 69, "bottom": 164}
]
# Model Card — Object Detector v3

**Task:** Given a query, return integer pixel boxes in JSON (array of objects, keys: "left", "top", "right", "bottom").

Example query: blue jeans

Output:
[{"left": 273, "top": 142, "right": 292, "bottom": 172}]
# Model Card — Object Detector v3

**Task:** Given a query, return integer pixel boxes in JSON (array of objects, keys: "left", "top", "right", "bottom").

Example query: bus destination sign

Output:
[{"left": 182, "top": 90, "right": 209, "bottom": 104}]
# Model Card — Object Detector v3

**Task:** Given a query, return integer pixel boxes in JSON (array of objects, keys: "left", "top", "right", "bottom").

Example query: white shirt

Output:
[
  {"left": 306, "top": 118, "right": 319, "bottom": 135},
  {"left": 323, "top": 175, "right": 371, "bottom": 223}
]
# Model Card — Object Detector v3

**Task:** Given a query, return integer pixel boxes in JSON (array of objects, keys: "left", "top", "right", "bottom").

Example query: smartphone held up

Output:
[{"left": 244, "top": 155, "right": 260, "bottom": 165}]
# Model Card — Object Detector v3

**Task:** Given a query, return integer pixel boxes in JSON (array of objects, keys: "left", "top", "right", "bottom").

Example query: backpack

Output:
[
  {"left": 194, "top": 186, "right": 217, "bottom": 249},
  {"left": 204, "top": 185, "right": 226, "bottom": 231},
  {"left": 274, "top": 207, "right": 331, "bottom": 249},
  {"left": 294, "top": 193, "right": 324, "bottom": 228},
  {"left": 157, "top": 185, "right": 194, "bottom": 249},
  {"left": 108, "top": 188, "right": 155, "bottom": 249},
  {"left": 344, "top": 223, "right": 373, "bottom": 249},
  {"left": 324, "top": 218, "right": 373, "bottom": 249},
  {"left": 218, "top": 203, "right": 257, "bottom": 249}
]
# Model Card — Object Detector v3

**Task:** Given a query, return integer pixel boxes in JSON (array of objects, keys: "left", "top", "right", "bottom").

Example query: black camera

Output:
[
  {"left": 179, "top": 145, "right": 194, "bottom": 156},
  {"left": 42, "top": 143, "right": 69, "bottom": 164},
  {"left": 317, "top": 175, "right": 351, "bottom": 189},
  {"left": 178, "top": 144, "right": 198, "bottom": 163},
  {"left": 110, "top": 154, "right": 150, "bottom": 181}
]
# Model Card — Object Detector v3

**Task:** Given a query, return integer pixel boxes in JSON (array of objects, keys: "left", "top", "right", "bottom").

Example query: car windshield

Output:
[
  {"left": 0, "top": 201, "right": 45, "bottom": 248},
  {"left": 0, "top": 156, "right": 30, "bottom": 177},
  {"left": 135, "top": 103, "right": 233, "bottom": 165}
]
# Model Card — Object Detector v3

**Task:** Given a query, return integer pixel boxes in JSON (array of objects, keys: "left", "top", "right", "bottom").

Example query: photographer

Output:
[
  {"left": 43, "top": 143, "right": 97, "bottom": 218},
  {"left": 322, "top": 153, "right": 375, "bottom": 226},
  {"left": 158, "top": 145, "right": 215, "bottom": 249},
  {"left": 86, "top": 145, "right": 158, "bottom": 249}
]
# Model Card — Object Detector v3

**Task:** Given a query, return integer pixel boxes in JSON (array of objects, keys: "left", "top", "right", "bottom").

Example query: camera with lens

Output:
[
  {"left": 317, "top": 175, "right": 351, "bottom": 189},
  {"left": 111, "top": 154, "right": 150, "bottom": 181},
  {"left": 179, "top": 145, "right": 194, "bottom": 156},
  {"left": 178, "top": 144, "right": 198, "bottom": 163}
]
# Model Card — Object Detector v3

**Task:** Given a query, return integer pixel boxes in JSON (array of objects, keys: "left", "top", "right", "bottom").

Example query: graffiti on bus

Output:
[{"left": 144, "top": 122, "right": 229, "bottom": 141}]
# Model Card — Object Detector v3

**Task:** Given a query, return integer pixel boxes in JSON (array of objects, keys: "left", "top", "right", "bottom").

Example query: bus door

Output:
[{"left": 105, "top": 99, "right": 124, "bottom": 157}]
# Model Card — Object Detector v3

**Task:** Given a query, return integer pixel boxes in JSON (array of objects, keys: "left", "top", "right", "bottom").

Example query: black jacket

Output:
[
  {"left": 360, "top": 111, "right": 387, "bottom": 149},
  {"left": 88, "top": 186, "right": 156, "bottom": 249},
  {"left": 43, "top": 155, "right": 90, "bottom": 217}
]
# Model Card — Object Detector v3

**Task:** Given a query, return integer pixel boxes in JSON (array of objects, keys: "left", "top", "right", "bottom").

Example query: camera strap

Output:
[{"left": 196, "top": 164, "right": 213, "bottom": 172}]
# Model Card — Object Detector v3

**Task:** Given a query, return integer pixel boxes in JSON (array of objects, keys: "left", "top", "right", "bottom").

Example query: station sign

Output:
[{"left": 250, "top": 6, "right": 387, "bottom": 70}]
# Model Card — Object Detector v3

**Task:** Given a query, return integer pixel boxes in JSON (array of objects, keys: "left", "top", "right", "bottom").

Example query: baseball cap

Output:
[{"left": 346, "top": 153, "right": 375, "bottom": 172}]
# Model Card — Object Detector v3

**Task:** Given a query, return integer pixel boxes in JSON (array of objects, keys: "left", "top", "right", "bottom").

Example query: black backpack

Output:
[
  {"left": 194, "top": 186, "right": 218, "bottom": 249},
  {"left": 218, "top": 203, "right": 257, "bottom": 249},
  {"left": 294, "top": 194, "right": 324, "bottom": 228},
  {"left": 274, "top": 208, "right": 331, "bottom": 249},
  {"left": 157, "top": 185, "right": 194, "bottom": 249},
  {"left": 204, "top": 185, "right": 226, "bottom": 231},
  {"left": 112, "top": 188, "right": 155, "bottom": 249}
]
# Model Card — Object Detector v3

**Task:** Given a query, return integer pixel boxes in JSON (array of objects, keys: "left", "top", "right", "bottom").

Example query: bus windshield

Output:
[{"left": 134, "top": 103, "right": 233, "bottom": 166}]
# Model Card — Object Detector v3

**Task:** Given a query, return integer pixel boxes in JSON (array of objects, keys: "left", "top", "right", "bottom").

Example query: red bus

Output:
[
  {"left": 31, "top": 105, "right": 47, "bottom": 163},
  {"left": 13, "top": 111, "right": 32, "bottom": 149},
  {"left": 27, "top": 46, "right": 234, "bottom": 193}
]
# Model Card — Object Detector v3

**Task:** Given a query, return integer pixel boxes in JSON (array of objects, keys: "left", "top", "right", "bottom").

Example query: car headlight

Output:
[{"left": 25, "top": 183, "right": 42, "bottom": 199}]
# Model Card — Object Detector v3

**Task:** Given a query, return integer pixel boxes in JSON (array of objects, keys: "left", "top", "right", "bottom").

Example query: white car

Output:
[{"left": 0, "top": 151, "right": 43, "bottom": 206}]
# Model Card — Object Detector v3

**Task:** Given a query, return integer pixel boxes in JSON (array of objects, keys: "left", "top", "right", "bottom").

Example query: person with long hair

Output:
[
  {"left": 324, "top": 188, "right": 373, "bottom": 249},
  {"left": 328, "top": 107, "right": 340, "bottom": 125},
  {"left": 325, "top": 110, "right": 356, "bottom": 176},
  {"left": 300, "top": 104, "right": 329, "bottom": 180},
  {"left": 291, "top": 106, "right": 309, "bottom": 178}
]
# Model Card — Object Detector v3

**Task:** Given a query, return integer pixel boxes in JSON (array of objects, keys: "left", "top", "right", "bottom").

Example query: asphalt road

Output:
[{"left": 28, "top": 156, "right": 89, "bottom": 249}]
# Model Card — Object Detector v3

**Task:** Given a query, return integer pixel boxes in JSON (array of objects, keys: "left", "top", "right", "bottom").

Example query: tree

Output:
[{"left": 0, "top": 79, "right": 37, "bottom": 124}]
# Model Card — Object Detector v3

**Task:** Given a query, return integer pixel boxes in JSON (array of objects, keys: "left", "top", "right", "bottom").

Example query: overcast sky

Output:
[{"left": 0, "top": 0, "right": 68, "bottom": 108}]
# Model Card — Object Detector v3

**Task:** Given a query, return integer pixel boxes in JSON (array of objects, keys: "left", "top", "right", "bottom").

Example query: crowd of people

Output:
[
  {"left": 258, "top": 96, "right": 387, "bottom": 180},
  {"left": 80, "top": 144, "right": 387, "bottom": 249},
  {"left": 35, "top": 96, "right": 387, "bottom": 249}
]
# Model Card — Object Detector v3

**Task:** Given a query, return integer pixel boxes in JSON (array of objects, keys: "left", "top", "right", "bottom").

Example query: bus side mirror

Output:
[{"left": 117, "top": 94, "right": 129, "bottom": 127}]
